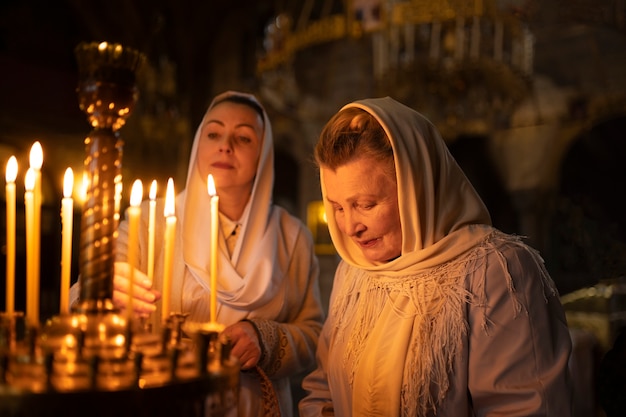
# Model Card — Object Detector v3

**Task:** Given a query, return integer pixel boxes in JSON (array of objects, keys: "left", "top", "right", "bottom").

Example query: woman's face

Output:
[
  {"left": 322, "top": 156, "right": 402, "bottom": 263},
  {"left": 196, "top": 100, "right": 263, "bottom": 193}
]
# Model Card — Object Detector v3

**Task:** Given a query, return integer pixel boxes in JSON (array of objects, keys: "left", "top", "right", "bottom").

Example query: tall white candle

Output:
[
  {"left": 147, "top": 180, "right": 157, "bottom": 281},
  {"left": 5, "top": 156, "right": 17, "bottom": 314},
  {"left": 161, "top": 178, "right": 176, "bottom": 322},
  {"left": 207, "top": 174, "right": 219, "bottom": 323},
  {"left": 126, "top": 179, "right": 143, "bottom": 322},
  {"left": 60, "top": 168, "right": 74, "bottom": 315},
  {"left": 29, "top": 142, "right": 43, "bottom": 324},
  {"left": 24, "top": 168, "right": 37, "bottom": 326}
]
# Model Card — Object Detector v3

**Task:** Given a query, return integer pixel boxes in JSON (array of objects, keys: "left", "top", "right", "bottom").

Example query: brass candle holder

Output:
[{"left": 0, "top": 42, "right": 239, "bottom": 417}]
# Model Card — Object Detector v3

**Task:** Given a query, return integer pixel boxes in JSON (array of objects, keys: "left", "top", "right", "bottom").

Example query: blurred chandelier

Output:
[{"left": 257, "top": 0, "right": 534, "bottom": 138}]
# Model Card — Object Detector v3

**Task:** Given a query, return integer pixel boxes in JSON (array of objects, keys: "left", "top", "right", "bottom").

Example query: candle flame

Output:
[
  {"left": 29, "top": 141, "right": 43, "bottom": 170},
  {"left": 130, "top": 179, "right": 143, "bottom": 207},
  {"left": 6, "top": 156, "right": 17, "bottom": 183},
  {"left": 149, "top": 179, "right": 157, "bottom": 200},
  {"left": 164, "top": 178, "right": 175, "bottom": 217},
  {"left": 207, "top": 174, "right": 216, "bottom": 196},
  {"left": 25, "top": 168, "right": 35, "bottom": 192},
  {"left": 63, "top": 168, "right": 74, "bottom": 198}
]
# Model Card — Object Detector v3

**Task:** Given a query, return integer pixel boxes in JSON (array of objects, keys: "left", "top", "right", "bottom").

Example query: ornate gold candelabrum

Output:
[{"left": 0, "top": 41, "right": 239, "bottom": 417}]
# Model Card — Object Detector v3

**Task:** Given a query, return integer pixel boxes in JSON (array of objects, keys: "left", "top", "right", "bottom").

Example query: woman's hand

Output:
[
  {"left": 113, "top": 261, "right": 161, "bottom": 318},
  {"left": 222, "top": 321, "right": 262, "bottom": 370}
]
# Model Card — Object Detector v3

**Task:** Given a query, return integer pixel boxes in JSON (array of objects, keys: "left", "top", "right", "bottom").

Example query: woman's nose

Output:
[
  {"left": 218, "top": 135, "right": 233, "bottom": 152},
  {"left": 343, "top": 211, "right": 365, "bottom": 237}
]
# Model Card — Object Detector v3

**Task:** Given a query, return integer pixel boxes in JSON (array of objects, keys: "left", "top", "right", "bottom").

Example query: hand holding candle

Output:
[
  {"left": 5, "top": 156, "right": 17, "bottom": 315},
  {"left": 60, "top": 168, "right": 74, "bottom": 315},
  {"left": 207, "top": 174, "right": 219, "bottom": 324},
  {"left": 126, "top": 179, "right": 143, "bottom": 322},
  {"left": 161, "top": 178, "right": 176, "bottom": 322}
]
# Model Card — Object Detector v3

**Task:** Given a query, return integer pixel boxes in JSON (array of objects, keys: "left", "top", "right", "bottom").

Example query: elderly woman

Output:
[{"left": 299, "top": 97, "right": 572, "bottom": 416}]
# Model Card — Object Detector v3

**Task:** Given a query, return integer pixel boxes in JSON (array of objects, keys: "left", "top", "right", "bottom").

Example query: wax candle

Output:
[
  {"left": 126, "top": 179, "right": 143, "bottom": 322},
  {"left": 207, "top": 174, "right": 219, "bottom": 323},
  {"left": 161, "top": 178, "right": 176, "bottom": 322},
  {"left": 5, "top": 156, "right": 17, "bottom": 314},
  {"left": 148, "top": 179, "right": 157, "bottom": 281},
  {"left": 24, "top": 168, "right": 37, "bottom": 326},
  {"left": 60, "top": 168, "right": 74, "bottom": 315},
  {"left": 29, "top": 142, "right": 43, "bottom": 324}
]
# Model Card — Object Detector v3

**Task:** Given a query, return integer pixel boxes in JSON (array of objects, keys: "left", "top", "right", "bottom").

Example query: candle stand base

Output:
[{"left": 0, "top": 309, "right": 239, "bottom": 417}]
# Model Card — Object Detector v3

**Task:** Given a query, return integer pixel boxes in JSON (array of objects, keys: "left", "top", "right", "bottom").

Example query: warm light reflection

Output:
[
  {"left": 98, "top": 41, "right": 108, "bottom": 51},
  {"left": 98, "top": 322, "right": 106, "bottom": 342},
  {"left": 63, "top": 334, "right": 76, "bottom": 348},
  {"left": 130, "top": 179, "right": 143, "bottom": 207},
  {"left": 6, "top": 156, "right": 17, "bottom": 183},
  {"left": 63, "top": 168, "right": 74, "bottom": 198},
  {"left": 207, "top": 174, "right": 216, "bottom": 196},
  {"left": 114, "top": 334, "right": 126, "bottom": 347},
  {"left": 164, "top": 178, "right": 175, "bottom": 217},
  {"left": 75, "top": 171, "right": 88, "bottom": 204}
]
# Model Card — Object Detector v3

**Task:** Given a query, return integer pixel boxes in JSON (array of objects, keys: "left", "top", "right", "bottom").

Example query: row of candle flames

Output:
[{"left": 1, "top": 141, "right": 228, "bottom": 395}]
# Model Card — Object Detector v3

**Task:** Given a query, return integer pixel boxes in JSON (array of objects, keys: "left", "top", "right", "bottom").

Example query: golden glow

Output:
[
  {"left": 29, "top": 141, "right": 43, "bottom": 170},
  {"left": 25, "top": 168, "right": 35, "bottom": 192},
  {"left": 130, "top": 179, "right": 143, "bottom": 207},
  {"left": 114, "top": 334, "right": 126, "bottom": 347},
  {"left": 5, "top": 156, "right": 17, "bottom": 183},
  {"left": 164, "top": 178, "right": 175, "bottom": 217},
  {"left": 149, "top": 179, "right": 157, "bottom": 201},
  {"left": 63, "top": 168, "right": 74, "bottom": 198},
  {"left": 207, "top": 174, "right": 216, "bottom": 196}
]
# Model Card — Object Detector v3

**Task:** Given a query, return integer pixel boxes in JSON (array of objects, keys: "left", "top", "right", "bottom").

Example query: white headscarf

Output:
[
  {"left": 321, "top": 96, "right": 493, "bottom": 272},
  {"left": 175, "top": 91, "right": 284, "bottom": 318}
]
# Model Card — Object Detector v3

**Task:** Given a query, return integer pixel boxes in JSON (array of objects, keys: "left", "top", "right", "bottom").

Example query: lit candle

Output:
[
  {"left": 29, "top": 142, "right": 43, "bottom": 324},
  {"left": 207, "top": 174, "right": 219, "bottom": 323},
  {"left": 161, "top": 178, "right": 176, "bottom": 322},
  {"left": 126, "top": 179, "right": 143, "bottom": 322},
  {"left": 147, "top": 180, "right": 157, "bottom": 281},
  {"left": 24, "top": 168, "right": 37, "bottom": 326},
  {"left": 5, "top": 156, "right": 17, "bottom": 314},
  {"left": 60, "top": 168, "right": 74, "bottom": 315}
]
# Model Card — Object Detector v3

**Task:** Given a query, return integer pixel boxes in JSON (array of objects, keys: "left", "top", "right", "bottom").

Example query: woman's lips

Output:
[
  {"left": 357, "top": 238, "right": 379, "bottom": 248},
  {"left": 212, "top": 162, "right": 233, "bottom": 169}
]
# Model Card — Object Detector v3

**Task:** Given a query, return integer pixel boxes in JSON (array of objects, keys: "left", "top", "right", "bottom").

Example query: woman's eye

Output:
[
  {"left": 357, "top": 203, "right": 375, "bottom": 210},
  {"left": 206, "top": 131, "right": 219, "bottom": 140},
  {"left": 237, "top": 136, "right": 252, "bottom": 144}
]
